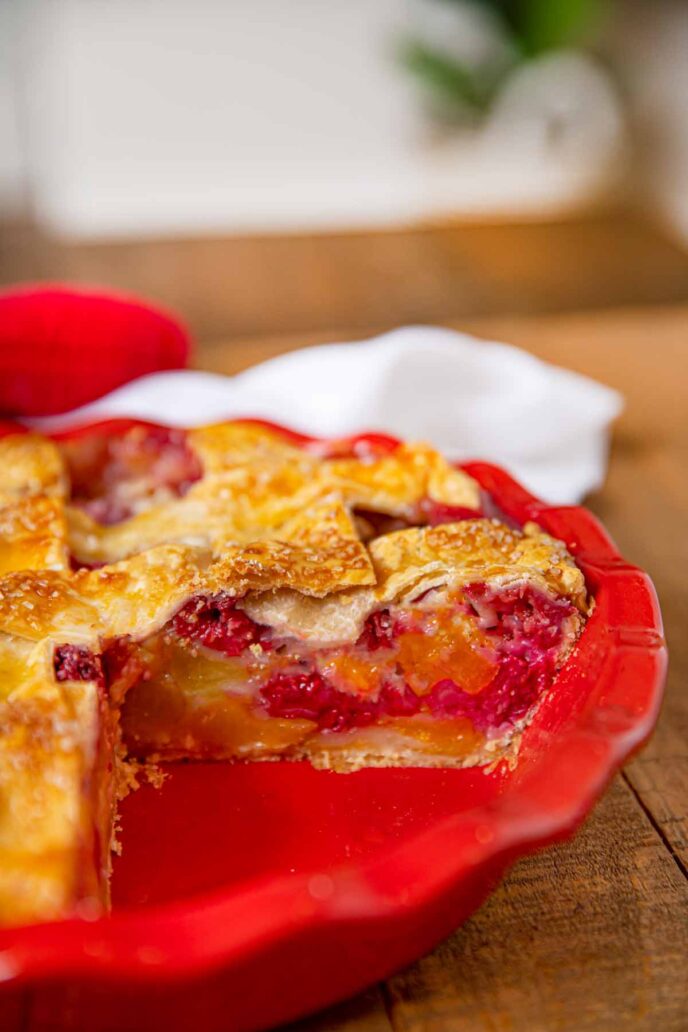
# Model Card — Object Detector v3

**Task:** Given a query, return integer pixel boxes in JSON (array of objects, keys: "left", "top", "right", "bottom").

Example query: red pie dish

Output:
[{"left": 0, "top": 418, "right": 665, "bottom": 1032}]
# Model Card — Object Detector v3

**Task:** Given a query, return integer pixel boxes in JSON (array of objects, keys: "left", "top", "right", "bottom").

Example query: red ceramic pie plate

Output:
[{"left": 0, "top": 419, "right": 666, "bottom": 1032}]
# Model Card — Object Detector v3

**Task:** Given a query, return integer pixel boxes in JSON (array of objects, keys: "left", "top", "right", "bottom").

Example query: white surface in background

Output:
[
  {"left": 31, "top": 327, "right": 623, "bottom": 504},
  {"left": 613, "top": 0, "right": 688, "bottom": 247},
  {"left": 0, "top": 0, "right": 26, "bottom": 213},
  {"left": 14, "top": 0, "right": 624, "bottom": 237}
]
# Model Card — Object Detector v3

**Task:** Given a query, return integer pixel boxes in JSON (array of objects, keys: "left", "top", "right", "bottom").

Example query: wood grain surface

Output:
[
  {"left": 5, "top": 213, "right": 688, "bottom": 341},
  {"left": 195, "top": 304, "right": 688, "bottom": 1032}
]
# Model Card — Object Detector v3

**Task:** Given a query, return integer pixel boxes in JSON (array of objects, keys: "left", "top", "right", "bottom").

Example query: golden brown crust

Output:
[
  {"left": 370, "top": 519, "right": 588, "bottom": 610},
  {"left": 66, "top": 423, "right": 480, "bottom": 566},
  {"left": 0, "top": 635, "right": 102, "bottom": 925},
  {"left": 0, "top": 519, "right": 585, "bottom": 650},
  {"left": 0, "top": 537, "right": 377, "bottom": 648},
  {"left": 187, "top": 422, "right": 480, "bottom": 513},
  {"left": 0, "top": 496, "right": 69, "bottom": 575},
  {"left": 188, "top": 421, "right": 306, "bottom": 473},
  {"left": 0, "top": 422, "right": 584, "bottom": 682},
  {"left": 0, "top": 434, "right": 67, "bottom": 504},
  {"left": 324, "top": 442, "right": 480, "bottom": 516}
]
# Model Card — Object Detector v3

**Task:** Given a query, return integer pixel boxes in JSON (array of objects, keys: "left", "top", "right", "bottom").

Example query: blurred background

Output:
[
  {"left": 1, "top": 0, "right": 688, "bottom": 345},
  {"left": 1, "top": 8, "right": 687, "bottom": 1031}
]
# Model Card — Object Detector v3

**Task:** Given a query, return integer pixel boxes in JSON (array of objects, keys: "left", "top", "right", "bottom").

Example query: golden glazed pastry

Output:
[{"left": 0, "top": 422, "right": 588, "bottom": 926}]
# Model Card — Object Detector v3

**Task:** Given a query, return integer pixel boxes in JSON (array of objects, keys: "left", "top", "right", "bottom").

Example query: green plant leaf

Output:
[
  {"left": 521, "top": 0, "right": 608, "bottom": 52},
  {"left": 475, "top": 0, "right": 609, "bottom": 54},
  {"left": 399, "top": 40, "right": 497, "bottom": 113}
]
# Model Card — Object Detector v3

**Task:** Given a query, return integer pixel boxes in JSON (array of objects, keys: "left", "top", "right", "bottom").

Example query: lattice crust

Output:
[
  {"left": 0, "top": 434, "right": 67, "bottom": 505},
  {"left": 66, "top": 488, "right": 375, "bottom": 569},
  {"left": 0, "top": 525, "right": 587, "bottom": 649},
  {"left": 0, "top": 497, "right": 69, "bottom": 575},
  {"left": 187, "top": 422, "right": 480, "bottom": 515},
  {"left": 65, "top": 424, "right": 481, "bottom": 565},
  {"left": 0, "top": 421, "right": 588, "bottom": 703}
]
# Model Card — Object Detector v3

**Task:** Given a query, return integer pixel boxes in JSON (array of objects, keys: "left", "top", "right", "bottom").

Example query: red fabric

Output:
[{"left": 0, "top": 284, "right": 192, "bottom": 416}]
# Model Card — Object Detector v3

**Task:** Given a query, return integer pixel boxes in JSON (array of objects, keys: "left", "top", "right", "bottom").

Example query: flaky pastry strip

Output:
[
  {"left": 0, "top": 496, "right": 69, "bottom": 574},
  {"left": 243, "top": 520, "right": 588, "bottom": 645},
  {"left": 369, "top": 520, "right": 587, "bottom": 609},
  {"left": 0, "top": 434, "right": 68, "bottom": 505}
]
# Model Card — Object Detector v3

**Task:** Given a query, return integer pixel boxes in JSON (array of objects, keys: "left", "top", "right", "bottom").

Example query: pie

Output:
[{"left": 0, "top": 421, "right": 589, "bottom": 926}]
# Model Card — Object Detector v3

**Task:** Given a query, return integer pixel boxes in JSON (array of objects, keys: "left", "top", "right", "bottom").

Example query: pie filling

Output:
[
  {"left": 52, "top": 581, "right": 577, "bottom": 765},
  {"left": 353, "top": 501, "right": 483, "bottom": 540},
  {"left": 61, "top": 425, "right": 203, "bottom": 525}
]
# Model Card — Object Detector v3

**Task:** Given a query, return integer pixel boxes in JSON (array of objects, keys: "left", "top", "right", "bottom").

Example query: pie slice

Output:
[{"left": 0, "top": 422, "right": 588, "bottom": 925}]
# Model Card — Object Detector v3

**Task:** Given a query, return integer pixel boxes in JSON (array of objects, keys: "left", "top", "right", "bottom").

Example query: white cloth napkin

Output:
[{"left": 32, "top": 326, "right": 623, "bottom": 504}]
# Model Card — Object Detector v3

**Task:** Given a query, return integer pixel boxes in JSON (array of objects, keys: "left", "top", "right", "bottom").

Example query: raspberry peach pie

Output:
[{"left": 0, "top": 421, "right": 588, "bottom": 926}]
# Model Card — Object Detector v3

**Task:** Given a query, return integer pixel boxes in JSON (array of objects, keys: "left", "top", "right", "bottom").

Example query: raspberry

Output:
[
  {"left": 377, "top": 681, "right": 421, "bottom": 717},
  {"left": 429, "top": 657, "right": 545, "bottom": 731},
  {"left": 464, "top": 582, "right": 575, "bottom": 655},
  {"left": 260, "top": 670, "right": 420, "bottom": 732},
  {"left": 171, "top": 593, "right": 267, "bottom": 656},
  {"left": 54, "top": 645, "right": 103, "bottom": 683},
  {"left": 428, "top": 582, "right": 577, "bottom": 731},
  {"left": 356, "top": 609, "right": 397, "bottom": 651}
]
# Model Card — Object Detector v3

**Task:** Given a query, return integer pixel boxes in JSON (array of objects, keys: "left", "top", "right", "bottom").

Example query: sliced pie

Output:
[{"left": 0, "top": 422, "right": 588, "bottom": 925}]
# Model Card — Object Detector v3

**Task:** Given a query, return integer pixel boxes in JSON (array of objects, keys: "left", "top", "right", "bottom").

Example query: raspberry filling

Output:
[
  {"left": 355, "top": 609, "right": 398, "bottom": 651},
  {"left": 54, "top": 644, "right": 103, "bottom": 684},
  {"left": 260, "top": 672, "right": 420, "bottom": 733},
  {"left": 354, "top": 502, "right": 482, "bottom": 541},
  {"left": 61, "top": 425, "right": 202, "bottom": 524},
  {"left": 171, "top": 594, "right": 270, "bottom": 656},
  {"left": 54, "top": 580, "right": 577, "bottom": 746},
  {"left": 122, "top": 583, "right": 573, "bottom": 736},
  {"left": 428, "top": 583, "right": 578, "bottom": 731},
  {"left": 463, "top": 582, "right": 576, "bottom": 655}
]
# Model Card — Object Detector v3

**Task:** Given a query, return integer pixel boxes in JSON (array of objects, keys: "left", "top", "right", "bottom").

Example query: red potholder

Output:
[{"left": 0, "top": 284, "right": 192, "bottom": 417}]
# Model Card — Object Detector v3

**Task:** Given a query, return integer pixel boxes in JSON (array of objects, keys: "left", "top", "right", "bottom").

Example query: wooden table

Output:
[
  {"left": 6, "top": 212, "right": 688, "bottom": 341},
  {"left": 196, "top": 305, "right": 688, "bottom": 1032}
]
